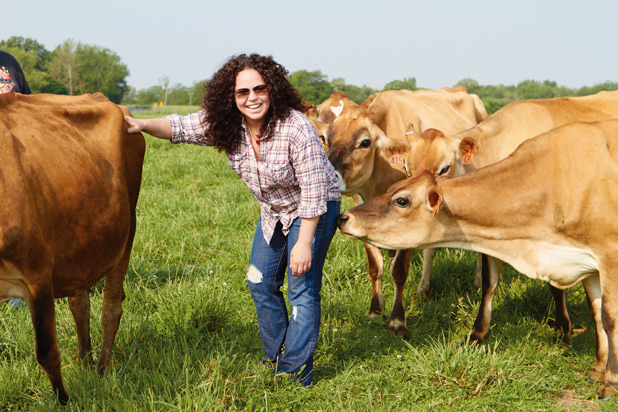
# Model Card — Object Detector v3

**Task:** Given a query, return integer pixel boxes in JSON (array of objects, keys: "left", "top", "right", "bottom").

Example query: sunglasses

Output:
[{"left": 234, "top": 84, "right": 268, "bottom": 99}]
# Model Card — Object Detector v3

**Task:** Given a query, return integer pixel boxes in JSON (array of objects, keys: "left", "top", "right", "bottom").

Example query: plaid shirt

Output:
[{"left": 166, "top": 109, "right": 341, "bottom": 243}]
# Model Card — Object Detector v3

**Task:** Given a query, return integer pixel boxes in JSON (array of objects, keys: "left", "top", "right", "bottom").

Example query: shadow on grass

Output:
[{"left": 316, "top": 251, "right": 599, "bottom": 385}]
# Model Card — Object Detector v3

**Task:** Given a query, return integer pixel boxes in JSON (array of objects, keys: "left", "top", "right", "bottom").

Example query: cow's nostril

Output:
[{"left": 336, "top": 213, "right": 349, "bottom": 227}]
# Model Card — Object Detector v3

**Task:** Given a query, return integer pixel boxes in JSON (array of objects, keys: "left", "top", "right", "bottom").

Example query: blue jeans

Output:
[{"left": 246, "top": 201, "right": 340, "bottom": 386}]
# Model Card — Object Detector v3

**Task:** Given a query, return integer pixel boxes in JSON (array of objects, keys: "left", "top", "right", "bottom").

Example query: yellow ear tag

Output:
[
  {"left": 390, "top": 150, "right": 405, "bottom": 167},
  {"left": 462, "top": 148, "right": 472, "bottom": 165}
]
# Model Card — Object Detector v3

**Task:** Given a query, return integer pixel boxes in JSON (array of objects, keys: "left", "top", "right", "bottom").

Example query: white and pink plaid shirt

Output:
[{"left": 166, "top": 109, "right": 341, "bottom": 243}]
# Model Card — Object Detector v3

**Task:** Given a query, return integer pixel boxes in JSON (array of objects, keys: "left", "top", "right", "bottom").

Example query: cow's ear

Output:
[
  {"left": 404, "top": 123, "right": 417, "bottom": 139},
  {"left": 310, "top": 119, "right": 329, "bottom": 150},
  {"left": 378, "top": 135, "right": 411, "bottom": 174},
  {"left": 426, "top": 187, "right": 443, "bottom": 218},
  {"left": 458, "top": 137, "right": 479, "bottom": 165}
]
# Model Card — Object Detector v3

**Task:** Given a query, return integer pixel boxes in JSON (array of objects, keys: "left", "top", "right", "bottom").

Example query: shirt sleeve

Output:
[
  {"left": 291, "top": 119, "right": 330, "bottom": 219},
  {"left": 166, "top": 110, "right": 210, "bottom": 146}
]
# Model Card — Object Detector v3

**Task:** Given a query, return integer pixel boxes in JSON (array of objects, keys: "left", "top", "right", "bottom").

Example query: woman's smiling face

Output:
[{"left": 234, "top": 69, "right": 271, "bottom": 128}]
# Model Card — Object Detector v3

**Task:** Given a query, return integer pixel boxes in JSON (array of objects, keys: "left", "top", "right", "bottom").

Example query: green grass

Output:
[{"left": 0, "top": 107, "right": 613, "bottom": 410}]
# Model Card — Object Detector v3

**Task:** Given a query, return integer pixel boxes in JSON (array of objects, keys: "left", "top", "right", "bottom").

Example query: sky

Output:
[{"left": 3, "top": 0, "right": 617, "bottom": 92}]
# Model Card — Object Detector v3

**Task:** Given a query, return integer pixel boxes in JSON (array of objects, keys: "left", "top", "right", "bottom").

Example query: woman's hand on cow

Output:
[
  {"left": 124, "top": 116, "right": 145, "bottom": 134},
  {"left": 124, "top": 116, "right": 173, "bottom": 140}
]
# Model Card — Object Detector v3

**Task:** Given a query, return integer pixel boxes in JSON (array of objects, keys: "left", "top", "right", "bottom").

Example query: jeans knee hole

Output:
[{"left": 247, "top": 265, "right": 263, "bottom": 284}]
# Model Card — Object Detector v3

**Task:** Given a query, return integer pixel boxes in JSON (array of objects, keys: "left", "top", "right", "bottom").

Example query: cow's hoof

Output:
[
  {"left": 368, "top": 310, "right": 382, "bottom": 319},
  {"left": 467, "top": 331, "right": 487, "bottom": 345},
  {"left": 416, "top": 285, "right": 430, "bottom": 301},
  {"left": 368, "top": 298, "right": 384, "bottom": 318},
  {"left": 587, "top": 369, "right": 604, "bottom": 383},
  {"left": 598, "top": 382, "right": 618, "bottom": 399},
  {"left": 553, "top": 333, "right": 571, "bottom": 347},
  {"left": 389, "top": 322, "right": 410, "bottom": 340}
]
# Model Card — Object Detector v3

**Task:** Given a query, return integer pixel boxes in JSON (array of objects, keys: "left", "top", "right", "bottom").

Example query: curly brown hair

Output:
[{"left": 202, "top": 53, "right": 304, "bottom": 154}]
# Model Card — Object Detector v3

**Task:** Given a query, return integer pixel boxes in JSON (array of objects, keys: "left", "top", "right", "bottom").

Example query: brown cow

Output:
[
  {"left": 397, "top": 90, "right": 618, "bottom": 344},
  {"left": 337, "top": 119, "right": 618, "bottom": 399},
  {"left": 324, "top": 88, "right": 487, "bottom": 338},
  {"left": 0, "top": 92, "right": 145, "bottom": 403},
  {"left": 303, "top": 92, "right": 358, "bottom": 150}
]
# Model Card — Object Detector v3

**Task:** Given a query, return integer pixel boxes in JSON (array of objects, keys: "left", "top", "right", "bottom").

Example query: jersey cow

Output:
[
  {"left": 323, "top": 88, "right": 487, "bottom": 338},
  {"left": 337, "top": 120, "right": 618, "bottom": 399},
  {"left": 0, "top": 92, "right": 145, "bottom": 403},
  {"left": 303, "top": 91, "right": 357, "bottom": 150},
  {"left": 396, "top": 90, "right": 618, "bottom": 345}
]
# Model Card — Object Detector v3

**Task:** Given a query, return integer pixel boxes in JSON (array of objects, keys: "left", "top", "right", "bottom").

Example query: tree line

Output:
[
  {"left": 3, "top": 36, "right": 617, "bottom": 113},
  {"left": 1, "top": 36, "right": 129, "bottom": 103}
]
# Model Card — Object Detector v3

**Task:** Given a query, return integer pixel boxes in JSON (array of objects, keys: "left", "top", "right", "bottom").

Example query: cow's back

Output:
[
  {"left": 364, "top": 89, "right": 485, "bottom": 141},
  {"left": 462, "top": 91, "right": 618, "bottom": 169},
  {"left": 0, "top": 92, "right": 145, "bottom": 298}
]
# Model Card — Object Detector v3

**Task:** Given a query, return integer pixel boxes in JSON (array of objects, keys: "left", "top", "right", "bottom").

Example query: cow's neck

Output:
[{"left": 429, "top": 168, "right": 556, "bottom": 278}]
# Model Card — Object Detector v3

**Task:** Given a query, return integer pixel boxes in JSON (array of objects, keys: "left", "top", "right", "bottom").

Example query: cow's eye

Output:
[
  {"left": 438, "top": 165, "right": 451, "bottom": 176},
  {"left": 359, "top": 139, "right": 371, "bottom": 148},
  {"left": 394, "top": 197, "right": 409, "bottom": 208}
]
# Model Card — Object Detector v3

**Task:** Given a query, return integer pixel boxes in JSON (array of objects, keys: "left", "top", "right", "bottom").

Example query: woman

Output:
[{"left": 125, "top": 53, "right": 341, "bottom": 386}]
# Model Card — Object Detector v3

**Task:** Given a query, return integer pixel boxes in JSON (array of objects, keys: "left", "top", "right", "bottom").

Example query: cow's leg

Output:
[
  {"left": 364, "top": 242, "right": 385, "bottom": 317},
  {"left": 97, "top": 232, "right": 133, "bottom": 375},
  {"left": 354, "top": 192, "right": 386, "bottom": 318},
  {"left": 582, "top": 275, "right": 606, "bottom": 383},
  {"left": 548, "top": 285, "right": 572, "bottom": 345},
  {"left": 97, "top": 266, "right": 126, "bottom": 375},
  {"left": 469, "top": 254, "right": 503, "bottom": 343},
  {"left": 473, "top": 253, "right": 483, "bottom": 290},
  {"left": 596, "top": 270, "right": 618, "bottom": 399},
  {"left": 389, "top": 249, "right": 414, "bottom": 339},
  {"left": 417, "top": 248, "right": 436, "bottom": 300},
  {"left": 29, "top": 287, "right": 70, "bottom": 404},
  {"left": 68, "top": 290, "right": 93, "bottom": 363}
]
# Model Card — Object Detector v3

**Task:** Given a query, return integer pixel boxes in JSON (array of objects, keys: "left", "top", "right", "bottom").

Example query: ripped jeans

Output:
[{"left": 246, "top": 201, "right": 340, "bottom": 386}]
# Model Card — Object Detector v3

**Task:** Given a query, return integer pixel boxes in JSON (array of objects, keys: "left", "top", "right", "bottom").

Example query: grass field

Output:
[{"left": 0, "top": 106, "right": 615, "bottom": 410}]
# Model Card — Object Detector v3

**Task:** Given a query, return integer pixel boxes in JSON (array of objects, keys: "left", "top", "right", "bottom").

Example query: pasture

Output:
[{"left": 0, "top": 106, "right": 613, "bottom": 411}]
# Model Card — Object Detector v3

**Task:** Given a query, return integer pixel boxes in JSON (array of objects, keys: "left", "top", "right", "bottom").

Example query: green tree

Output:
[
  {"left": 0, "top": 36, "right": 51, "bottom": 70},
  {"left": 383, "top": 77, "right": 417, "bottom": 91},
  {"left": 74, "top": 44, "right": 129, "bottom": 103},
  {"left": 331, "top": 77, "right": 376, "bottom": 103},
  {"left": 47, "top": 40, "right": 79, "bottom": 95},
  {"left": 576, "top": 81, "right": 618, "bottom": 96},
  {"left": 189, "top": 80, "right": 207, "bottom": 106},
  {"left": 135, "top": 85, "right": 165, "bottom": 105},
  {"left": 47, "top": 40, "right": 129, "bottom": 103},
  {"left": 121, "top": 86, "right": 137, "bottom": 105},
  {"left": 514, "top": 79, "right": 573, "bottom": 100},
  {"left": 456, "top": 78, "right": 481, "bottom": 95},
  {"left": 167, "top": 83, "right": 191, "bottom": 105},
  {"left": 288, "top": 70, "right": 333, "bottom": 104}
]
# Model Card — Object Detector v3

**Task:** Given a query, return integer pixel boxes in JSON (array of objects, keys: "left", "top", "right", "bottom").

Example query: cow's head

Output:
[
  {"left": 325, "top": 109, "right": 409, "bottom": 197},
  {"left": 309, "top": 118, "right": 330, "bottom": 151},
  {"left": 314, "top": 91, "right": 352, "bottom": 124},
  {"left": 306, "top": 92, "right": 358, "bottom": 152},
  {"left": 337, "top": 171, "right": 443, "bottom": 250},
  {"left": 402, "top": 128, "right": 480, "bottom": 178}
]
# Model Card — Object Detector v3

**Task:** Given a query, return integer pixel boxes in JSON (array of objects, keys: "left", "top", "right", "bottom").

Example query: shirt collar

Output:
[{"left": 241, "top": 118, "right": 281, "bottom": 138}]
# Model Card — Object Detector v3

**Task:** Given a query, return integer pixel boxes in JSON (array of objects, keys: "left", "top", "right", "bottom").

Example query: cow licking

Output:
[
  {"left": 394, "top": 90, "right": 618, "bottom": 344},
  {"left": 317, "top": 88, "right": 487, "bottom": 338},
  {"left": 337, "top": 120, "right": 618, "bottom": 398}
]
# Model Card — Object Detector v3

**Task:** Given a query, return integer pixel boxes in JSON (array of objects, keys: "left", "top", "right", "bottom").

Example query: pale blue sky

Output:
[{"left": 4, "top": 0, "right": 617, "bottom": 91}]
